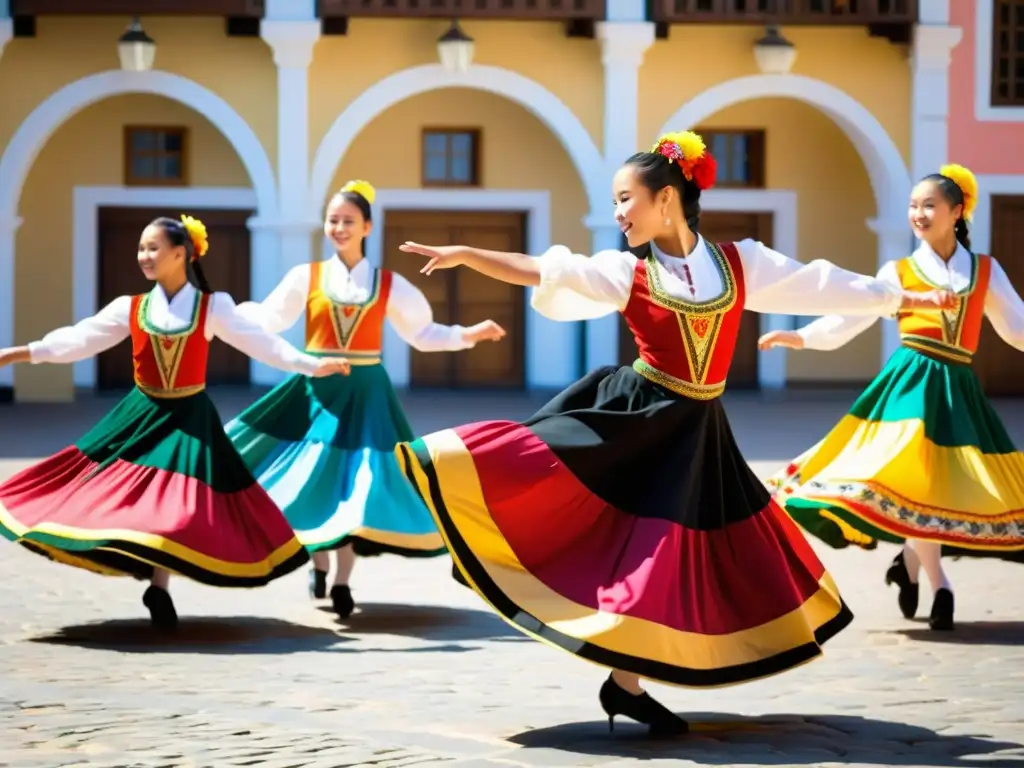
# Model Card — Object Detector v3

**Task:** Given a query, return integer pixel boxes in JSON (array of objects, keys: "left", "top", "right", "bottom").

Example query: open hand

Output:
[
  {"left": 398, "top": 242, "right": 466, "bottom": 275},
  {"left": 463, "top": 320, "right": 506, "bottom": 344},
  {"left": 902, "top": 289, "right": 957, "bottom": 312},
  {"left": 312, "top": 357, "right": 351, "bottom": 377},
  {"left": 757, "top": 331, "right": 805, "bottom": 351}
]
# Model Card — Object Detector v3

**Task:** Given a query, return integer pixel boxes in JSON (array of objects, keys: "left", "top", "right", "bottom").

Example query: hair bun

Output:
[
  {"left": 939, "top": 164, "right": 978, "bottom": 221},
  {"left": 340, "top": 179, "right": 376, "bottom": 205},
  {"left": 179, "top": 214, "right": 209, "bottom": 260}
]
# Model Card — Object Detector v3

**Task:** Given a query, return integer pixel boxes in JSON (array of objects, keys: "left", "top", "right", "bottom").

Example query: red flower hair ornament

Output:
[{"left": 650, "top": 131, "right": 718, "bottom": 191}]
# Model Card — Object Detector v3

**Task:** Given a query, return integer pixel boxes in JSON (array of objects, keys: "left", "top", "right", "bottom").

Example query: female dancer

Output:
[
  {"left": 761, "top": 164, "right": 1024, "bottom": 631},
  {"left": 0, "top": 215, "right": 351, "bottom": 629},
  {"left": 226, "top": 180, "right": 506, "bottom": 618},
  {"left": 393, "top": 132, "right": 956, "bottom": 734}
]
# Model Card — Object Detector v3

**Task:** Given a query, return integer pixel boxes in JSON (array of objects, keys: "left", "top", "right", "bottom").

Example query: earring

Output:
[{"left": 665, "top": 218, "right": 671, "bottom": 226}]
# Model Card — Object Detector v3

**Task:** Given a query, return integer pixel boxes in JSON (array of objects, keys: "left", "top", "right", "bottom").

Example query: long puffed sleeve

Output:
[
  {"left": 234, "top": 264, "right": 310, "bottom": 334},
  {"left": 28, "top": 296, "right": 132, "bottom": 364},
  {"left": 207, "top": 292, "right": 322, "bottom": 376},
  {"left": 387, "top": 272, "right": 474, "bottom": 352},
  {"left": 529, "top": 246, "right": 636, "bottom": 321},
  {"left": 795, "top": 261, "right": 901, "bottom": 351},
  {"left": 738, "top": 239, "right": 904, "bottom": 317},
  {"left": 984, "top": 257, "right": 1024, "bottom": 352}
]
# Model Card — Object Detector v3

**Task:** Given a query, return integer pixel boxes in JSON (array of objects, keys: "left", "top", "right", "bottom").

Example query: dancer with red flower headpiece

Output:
[{"left": 393, "top": 132, "right": 957, "bottom": 734}]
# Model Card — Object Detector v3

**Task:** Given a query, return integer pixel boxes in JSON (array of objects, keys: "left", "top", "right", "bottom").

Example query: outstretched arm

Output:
[
  {"left": 233, "top": 265, "right": 309, "bottom": 334},
  {"left": 1, "top": 296, "right": 133, "bottom": 366},
  {"left": 386, "top": 273, "right": 505, "bottom": 352},
  {"left": 399, "top": 241, "right": 635, "bottom": 322},
  {"left": 208, "top": 293, "right": 350, "bottom": 377},
  {"left": 740, "top": 240, "right": 953, "bottom": 316},
  {"left": 984, "top": 258, "right": 1024, "bottom": 352}
]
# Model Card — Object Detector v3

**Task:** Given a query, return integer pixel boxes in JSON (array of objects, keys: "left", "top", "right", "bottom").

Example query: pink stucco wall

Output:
[{"left": 948, "top": 0, "right": 1024, "bottom": 173}]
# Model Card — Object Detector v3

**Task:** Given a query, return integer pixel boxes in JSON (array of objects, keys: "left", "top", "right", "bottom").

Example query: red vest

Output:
[
  {"left": 130, "top": 290, "right": 211, "bottom": 398},
  {"left": 622, "top": 242, "right": 745, "bottom": 400}
]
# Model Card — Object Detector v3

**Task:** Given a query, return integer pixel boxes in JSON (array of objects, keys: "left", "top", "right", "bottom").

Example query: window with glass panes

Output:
[
  {"left": 124, "top": 127, "right": 187, "bottom": 186},
  {"left": 992, "top": 0, "right": 1024, "bottom": 106},
  {"left": 421, "top": 129, "right": 481, "bottom": 187},
  {"left": 697, "top": 130, "right": 766, "bottom": 189}
]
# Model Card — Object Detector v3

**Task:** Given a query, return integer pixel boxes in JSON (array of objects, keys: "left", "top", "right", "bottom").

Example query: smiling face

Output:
[
  {"left": 613, "top": 164, "right": 672, "bottom": 248},
  {"left": 324, "top": 196, "right": 372, "bottom": 255},
  {"left": 137, "top": 224, "right": 186, "bottom": 283},
  {"left": 909, "top": 179, "right": 962, "bottom": 249}
]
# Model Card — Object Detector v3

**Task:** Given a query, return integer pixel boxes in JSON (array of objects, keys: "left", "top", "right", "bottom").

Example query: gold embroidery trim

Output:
[
  {"left": 644, "top": 240, "right": 737, "bottom": 314},
  {"left": 900, "top": 336, "right": 974, "bottom": 365},
  {"left": 633, "top": 359, "right": 725, "bottom": 401},
  {"left": 135, "top": 291, "right": 204, "bottom": 394},
  {"left": 136, "top": 381, "right": 207, "bottom": 399},
  {"left": 676, "top": 311, "right": 724, "bottom": 385},
  {"left": 322, "top": 268, "right": 382, "bottom": 350}
]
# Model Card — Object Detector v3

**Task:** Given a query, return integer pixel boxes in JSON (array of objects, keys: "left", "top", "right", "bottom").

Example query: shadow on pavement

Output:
[
  {"left": 888, "top": 621, "right": 1024, "bottom": 646},
  {"left": 323, "top": 601, "right": 529, "bottom": 643},
  {"left": 507, "top": 713, "right": 1024, "bottom": 766},
  {"left": 26, "top": 615, "right": 350, "bottom": 654}
]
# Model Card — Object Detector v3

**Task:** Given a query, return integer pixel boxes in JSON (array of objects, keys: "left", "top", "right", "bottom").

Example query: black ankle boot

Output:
[
  {"left": 884, "top": 551, "right": 919, "bottom": 619},
  {"left": 598, "top": 675, "right": 689, "bottom": 736},
  {"left": 143, "top": 585, "right": 178, "bottom": 631},
  {"left": 929, "top": 588, "right": 955, "bottom": 631},
  {"left": 330, "top": 584, "right": 355, "bottom": 619},
  {"left": 309, "top": 568, "right": 328, "bottom": 599}
]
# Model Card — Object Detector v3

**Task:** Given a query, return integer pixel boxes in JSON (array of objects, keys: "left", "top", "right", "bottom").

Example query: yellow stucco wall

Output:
[
  {"left": 327, "top": 88, "right": 589, "bottom": 256},
  {"left": 308, "top": 20, "right": 604, "bottom": 168},
  {"left": 698, "top": 98, "right": 881, "bottom": 383},
  {"left": 14, "top": 96, "right": 249, "bottom": 401}
]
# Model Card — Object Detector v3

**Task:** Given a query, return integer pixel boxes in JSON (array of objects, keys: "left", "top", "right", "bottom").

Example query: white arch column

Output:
[
  {"left": 256, "top": 5, "right": 322, "bottom": 386},
  {"left": 309, "top": 64, "right": 605, "bottom": 389},
  {"left": 0, "top": 70, "right": 279, "bottom": 399},
  {"left": 585, "top": 20, "right": 656, "bottom": 372}
]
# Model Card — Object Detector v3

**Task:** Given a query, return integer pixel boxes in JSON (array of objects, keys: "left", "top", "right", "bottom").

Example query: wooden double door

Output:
[
  {"left": 975, "top": 195, "right": 1024, "bottom": 397},
  {"left": 617, "top": 212, "right": 770, "bottom": 389},
  {"left": 383, "top": 211, "right": 526, "bottom": 389},
  {"left": 96, "top": 207, "right": 254, "bottom": 391}
]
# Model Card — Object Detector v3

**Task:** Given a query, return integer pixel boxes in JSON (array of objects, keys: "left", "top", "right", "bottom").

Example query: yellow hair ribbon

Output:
[
  {"left": 180, "top": 214, "right": 209, "bottom": 260},
  {"left": 340, "top": 179, "right": 376, "bottom": 205},
  {"left": 939, "top": 164, "right": 978, "bottom": 221}
]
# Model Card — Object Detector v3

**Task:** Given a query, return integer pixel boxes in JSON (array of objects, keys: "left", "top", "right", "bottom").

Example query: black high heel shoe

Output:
[
  {"left": 929, "top": 588, "right": 955, "bottom": 631},
  {"left": 330, "top": 584, "right": 355, "bottom": 619},
  {"left": 309, "top": 568, "right": 328, "bottom": 599},
  {"left": 598, "top": 675, "right": 689, "bottom": 736},
  {"left": 142, "top": 585, "right": 178, "bottom": 631},
  {"left": 884, "top": 551, "right": 919, "bottom": 619}
]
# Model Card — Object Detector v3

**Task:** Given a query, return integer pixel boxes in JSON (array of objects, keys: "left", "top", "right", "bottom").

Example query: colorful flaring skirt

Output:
[
  {"left": 226, "top": 364, "right": 445, "bottom": 557},
  {"left": 0, "top": 389, "right": 308, "bottom": 584},
  {"left": 395, "top": 365, "right": 853, "bottom": 688},
  {"left": 770, "top": 346, "right": 1024, "bottom": 562}
]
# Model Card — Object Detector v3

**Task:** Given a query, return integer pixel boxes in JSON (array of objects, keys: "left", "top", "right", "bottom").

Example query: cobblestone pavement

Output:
[{"left": 2, "top": 389, "right": 1024, "bottom": 768}]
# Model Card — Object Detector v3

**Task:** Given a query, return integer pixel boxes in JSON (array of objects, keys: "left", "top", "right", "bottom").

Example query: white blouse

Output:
[
  {"left": 797, "top": 242, "right": 1024, "bottom": 352},
  {"left": 28, "top": 283, "right": 324, "bottom": 377},
  {"left": 235, "top": 258, "right": 473, "bottom": 352},
  {"left": 531, "top": 236, "right": 905, "bottom": 321}
]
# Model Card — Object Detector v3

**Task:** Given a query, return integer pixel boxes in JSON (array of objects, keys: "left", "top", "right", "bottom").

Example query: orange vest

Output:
[
  {"left": 130, "top": 290, "right": 211, "bottom": 398},
  {"left": 895, "top": 252, "right": 991, "bottom": 365},
  {"left": 623, "top": 242, "right": 745, "bottom": 400},
  {"left": 304, "top": 260, "right": 392, "bottom": 365}
]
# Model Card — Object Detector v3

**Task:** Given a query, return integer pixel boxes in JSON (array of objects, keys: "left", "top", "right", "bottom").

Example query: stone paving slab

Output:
[{"left": 2, "top": 391, "right": 1024, "bottom": 767}]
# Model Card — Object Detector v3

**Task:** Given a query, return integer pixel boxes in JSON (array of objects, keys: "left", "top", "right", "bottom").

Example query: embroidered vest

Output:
[
  {"left": 304, "top": 260, "right": 392, "bottom": 365},
  {"left": 130, "top": 290, "right": 211, "bottom": 399},
  {"left": 622, "top": 242, "right": 746, "bottom": 400},
  {"left": 895, "top": 252, "right": 991, "bottom": 365}
]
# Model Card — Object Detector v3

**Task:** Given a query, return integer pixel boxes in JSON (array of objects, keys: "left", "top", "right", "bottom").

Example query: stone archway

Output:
[{"left": 308, "top": 63, "right": 605, "bottom": 215}]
